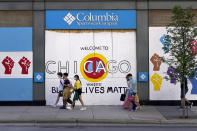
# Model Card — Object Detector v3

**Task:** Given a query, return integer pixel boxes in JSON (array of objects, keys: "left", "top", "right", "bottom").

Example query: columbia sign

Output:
[
  {"left": 46, "top": 10, "right": 136, "bottom": 29},
  {"left": 63, "top": 13, "right": 76, "bottom": 25},
  {"left": 63, "top": 12, "right": 119, "bottom": 26}
]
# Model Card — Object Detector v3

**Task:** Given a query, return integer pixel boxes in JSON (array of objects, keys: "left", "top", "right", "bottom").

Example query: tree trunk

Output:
[{"left": 182, "top": 80, "right": 186, "bottom": 118}]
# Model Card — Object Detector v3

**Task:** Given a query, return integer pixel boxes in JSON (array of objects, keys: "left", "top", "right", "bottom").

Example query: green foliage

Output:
[{"left": 162, "top": 6, "right": 197, "bottom": 82}]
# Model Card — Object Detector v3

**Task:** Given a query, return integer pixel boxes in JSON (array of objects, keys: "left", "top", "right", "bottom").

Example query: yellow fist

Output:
[{"left": 151, "top": 73, "right": 163, "bottom": 91}]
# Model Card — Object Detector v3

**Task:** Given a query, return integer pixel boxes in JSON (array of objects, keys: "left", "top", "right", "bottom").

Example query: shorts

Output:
[
  {"left": 62, "top": 87, "right": 71, "bottom": 100},
  {"left": 181, "top": 87, "right": 188, "bottom": 98},
  {"left": 76, "top": 88, "right": 82, "bottom": 96},
  {"left": 73, "top": 89, "right": 82, "bottom": 101},
  {"left": 58, "top": 91, "right": 63, "bottom": 97}
]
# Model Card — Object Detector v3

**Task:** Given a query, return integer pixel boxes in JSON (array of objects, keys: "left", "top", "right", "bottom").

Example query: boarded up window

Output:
[
  {"left": 149, "top": 10, "right": 197, "bottom": 26},
  {"left": 0, "top": 11, "right": 32, "bottom": 27}
]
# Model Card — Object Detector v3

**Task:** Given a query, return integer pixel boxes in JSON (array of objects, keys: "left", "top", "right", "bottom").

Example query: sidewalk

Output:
[{"left": 0, "top": 105, "right": 197, "bottom": 125}]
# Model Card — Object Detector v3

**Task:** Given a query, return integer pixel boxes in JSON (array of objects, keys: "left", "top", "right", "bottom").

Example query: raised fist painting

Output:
[
  {"left": 189, "top": 39, "right": 197, "bottom": 56},
  {"left": 150, "top": 53, "right": 162, "bottom": 71},
  {"left": 167, "top": 66, "right": 178, "bottom": 84},
  {"left": 160, "top": 34, "right": 171, "bottom": 53},
  {"left": 18, "top": 56, "right": 31, "bottom": 74},
  {"left": 2, "top": 56, "right": 15, "bottom": 74},
  {"left": 151, "top": 73, "right": 163, "bottom": 91}
]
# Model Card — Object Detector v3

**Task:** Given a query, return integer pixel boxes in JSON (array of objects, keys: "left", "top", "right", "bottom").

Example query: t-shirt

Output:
[
  {"left": 58, "top": 79, "right": 64, "bottom": 91},
  {"left": 130, "top": 78, "right": 137, "bottom": 93},
  {"left": 74, "top": 80, "right": 82, "bottom": 90},
  {"left": 64, "top": 79, "right": 70, "bottom": 89}
]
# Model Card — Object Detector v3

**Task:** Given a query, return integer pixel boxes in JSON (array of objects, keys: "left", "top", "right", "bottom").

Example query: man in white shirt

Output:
[{"left": 53, "top": 72, "right": 64, "bottom": 107}]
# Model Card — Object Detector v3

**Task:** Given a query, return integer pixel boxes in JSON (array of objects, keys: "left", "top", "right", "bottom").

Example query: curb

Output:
[{"left": 1, "top": 119, "right": 197, "bottom": 125}]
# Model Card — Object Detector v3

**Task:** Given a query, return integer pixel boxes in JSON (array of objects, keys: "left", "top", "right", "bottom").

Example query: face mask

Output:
[{"left": 74, "top": 77, "right": 76, "bottom": 80}]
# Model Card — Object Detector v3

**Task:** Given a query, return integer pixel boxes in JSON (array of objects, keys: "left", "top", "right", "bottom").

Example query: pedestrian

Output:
[
  {"left": 68, "top": 75, "right": 87, "bottom": 111},
  {"left": 123, "top": 74, "right": 138, "bottom": 111},
  {"left": 180, "top": 77, "right": 193, "bottom": 108},
  {"left": 60, "top": 73, "right": 73, "bottom": 109},
  {"left": 122, "top": 75, "right": 132, "bottom": 110},
  {"left": 53, "top": 72, "right": 64, "bottom": 107}
]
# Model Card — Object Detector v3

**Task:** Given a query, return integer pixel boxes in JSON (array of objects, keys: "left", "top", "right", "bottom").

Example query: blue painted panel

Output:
[
  {"left": 0, "top": 78, "right": 32, "bottom": 101},
  {"left": 46, "top": 10, "right": 136, "bottom": 29},
  {"left": 0, "top": 27, "right": 32, "bottom": 52}
]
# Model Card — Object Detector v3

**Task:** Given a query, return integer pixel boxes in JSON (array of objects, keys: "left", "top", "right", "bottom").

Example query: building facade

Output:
[{"left": 0, "top": 0, "right": 197, "bottom": 105}]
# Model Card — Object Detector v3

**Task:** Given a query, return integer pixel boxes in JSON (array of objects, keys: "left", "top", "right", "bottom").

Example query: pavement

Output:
[{"left": 0, "top": 105, "right": 197, "bottom": 125}]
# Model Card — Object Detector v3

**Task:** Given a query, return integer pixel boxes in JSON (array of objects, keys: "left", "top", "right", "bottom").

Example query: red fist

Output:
[
  {"left": 18, "top": 56, "right": 31, "bottom": 74},
  {"left": 2, "top": 56, "right": 15, "bottom": 74},
  {"left": 189, "top": 39, "right": 197, "bottom": 56}
]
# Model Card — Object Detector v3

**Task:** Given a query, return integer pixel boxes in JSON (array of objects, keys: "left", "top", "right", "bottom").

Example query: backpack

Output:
[{"left": 68, "top": 80, "right": 73, "bottom": 89}]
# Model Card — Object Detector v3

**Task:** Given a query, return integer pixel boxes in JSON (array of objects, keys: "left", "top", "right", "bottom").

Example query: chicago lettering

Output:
[{"left": 45, "top": 60, "right": 131, "bottom": 74}]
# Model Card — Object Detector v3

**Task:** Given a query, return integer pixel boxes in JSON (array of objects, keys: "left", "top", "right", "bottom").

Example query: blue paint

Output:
[
  {"left": 34, "top": 72, "right": 44, "bottom": 83},
  {"left": 46, "top": 10, "right": 136, "bottom": 29},
  {"left": 138, "top": 72, "right": 148, "bottom": 82},
  {"left": 189, "top": 69, "right": 197, "bottom": 94},
  {"left": 0, "top": 78, "right": 32, "bottom": 101},
  {"left": 0, "top": 27, "right": 32, "bottom": 52},
  {"left": 160, "top": 34, "right": 171, "bottom": 53}
]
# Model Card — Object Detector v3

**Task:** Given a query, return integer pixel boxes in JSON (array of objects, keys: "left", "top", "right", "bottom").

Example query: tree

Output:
[{"left": 162, "top": 6, "right": 197, "bottom": 118}]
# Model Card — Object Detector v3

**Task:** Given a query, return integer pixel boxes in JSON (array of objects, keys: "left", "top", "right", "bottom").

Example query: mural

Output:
[
  {"left": 149, "top": 27, "right": 197, "bottom": 100},
  {"left": 0, "top": 27, "right": 33, "bottom": 101},
  {"left": 45, "top": 30, "right": 136, "bottom": 105}
]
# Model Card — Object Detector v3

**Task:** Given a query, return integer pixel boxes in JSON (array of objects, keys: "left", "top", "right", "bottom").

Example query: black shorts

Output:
[
  {"left": 58, "top": 91, "right": 63, "bottom": 97},
  {"left": 76, "top": 89, "right": 82, "bottom": 96}
]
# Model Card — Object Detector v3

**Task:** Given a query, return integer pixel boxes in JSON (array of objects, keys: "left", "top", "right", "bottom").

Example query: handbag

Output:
[
  {"left": 128, "top": 95, "right": 135, "bottom": 102},
  {"left": 120, "top": 94, "right": 126, "bottom": 101}
]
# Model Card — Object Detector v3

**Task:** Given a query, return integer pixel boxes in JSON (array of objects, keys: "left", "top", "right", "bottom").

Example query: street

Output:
[{"left": 0, "top": 125, "right": 197, "bottom": 131}]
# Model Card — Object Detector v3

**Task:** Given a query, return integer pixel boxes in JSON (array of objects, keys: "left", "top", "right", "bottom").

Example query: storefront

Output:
[
  {"left": 0, "top": 0, "right": 197, "bottom": 105},
  {"left": 45, "top": 10, "right": 136, "bottom": 105}
]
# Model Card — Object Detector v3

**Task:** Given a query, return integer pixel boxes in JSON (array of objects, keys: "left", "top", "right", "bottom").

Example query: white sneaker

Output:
[
  {"left": 80, "top": 107, "right": 87, "bottom": 111},
  {"left": 67, "top": 107, "right": 72, "bottom": 110}
]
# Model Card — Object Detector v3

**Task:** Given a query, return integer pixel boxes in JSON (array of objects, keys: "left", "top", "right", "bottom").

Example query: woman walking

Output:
[
  {"left": 68, "top": 75, "right": 86, "bottom": 111},
  {"left": 53, "top": 72, "right": 64, "bottom": 107},
  {"left": 122, "top": 74, "right": 132, "bottom": 110},
  {"left": 122, "top": 73, "right": 138, "bottom": 111}
]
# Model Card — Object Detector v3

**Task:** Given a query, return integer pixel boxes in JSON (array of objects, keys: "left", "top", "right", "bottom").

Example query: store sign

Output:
[
  {"left": 46, "top": 10, "right": 136, "bottom": 29},
  {"left": 45, "top": 30, "right": 136, "bottom": 105}
]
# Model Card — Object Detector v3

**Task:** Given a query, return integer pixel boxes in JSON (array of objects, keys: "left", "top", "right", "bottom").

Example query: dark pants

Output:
[
  {"left": 131, "top": 93, "right": 137, "bottom": 110},
  {"left": 63, "top": 98, "right": 73, "bottom": 107},
  {"left": 67, "top": 98, "right": 72, "bottom": 104}
]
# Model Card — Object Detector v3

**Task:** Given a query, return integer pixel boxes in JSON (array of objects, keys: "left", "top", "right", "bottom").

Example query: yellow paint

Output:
[{"left": 151, "top": 73, "right": 163, "bottom": 91}]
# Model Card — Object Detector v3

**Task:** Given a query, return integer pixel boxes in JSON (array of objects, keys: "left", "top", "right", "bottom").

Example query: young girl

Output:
[{"left": 68, "top": 75, "right": 87, "bottom": 111}]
